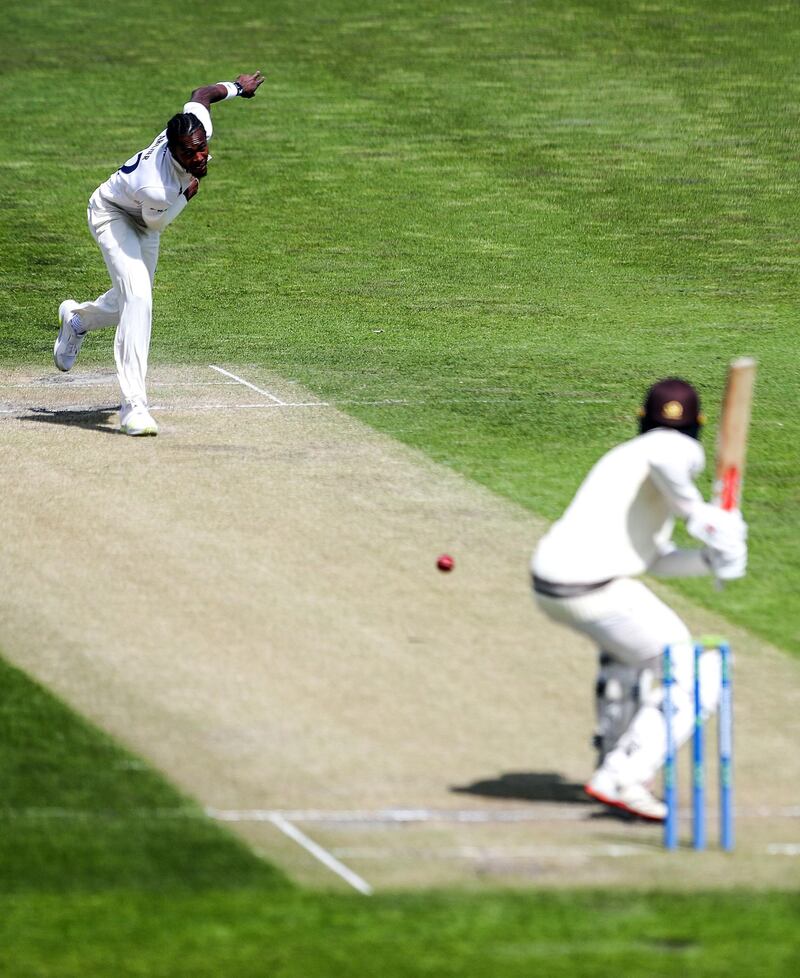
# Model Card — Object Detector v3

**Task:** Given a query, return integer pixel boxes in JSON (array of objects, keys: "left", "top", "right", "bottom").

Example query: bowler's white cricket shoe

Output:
[
  {"left": 120, "top": 400, "right": 158, "bottom": 437},
  {"left": 584, "top": 769, "right": 666, "bottom": 822},
  {"left": 53, "top": 300, "right": 86, "bottom": 371}
]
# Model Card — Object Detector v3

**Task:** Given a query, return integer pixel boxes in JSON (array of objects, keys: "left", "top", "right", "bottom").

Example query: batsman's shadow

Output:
[
  {"left": 19, "top": 406, "right": 120, "bottom": 435},
  {"left": 451, "top": 771, "right": 649, "bottom": 822},
  {"left": 451, "top": 771, "right": 591, "bottom": 805}
]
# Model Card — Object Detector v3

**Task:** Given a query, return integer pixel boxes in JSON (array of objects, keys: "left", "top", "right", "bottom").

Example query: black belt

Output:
[{"left": 532, "top": 574, "right": 614, "bottom": 598}]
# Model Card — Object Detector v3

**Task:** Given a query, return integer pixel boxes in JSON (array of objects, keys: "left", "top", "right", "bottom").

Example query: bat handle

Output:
[
  {"left": 712, "top": 474, "right": 738, "bottom": 592},
  {"left": 717, "top": 468, "right": 740, "bottom": 513}
]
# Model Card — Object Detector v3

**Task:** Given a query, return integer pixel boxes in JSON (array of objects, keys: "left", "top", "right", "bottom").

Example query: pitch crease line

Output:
[
  {"left": 268, "top": 813, "right": 373, "bottom": 896},
  {"left": 209, "top": 364, "right": 287, "bottom": 405},
  {"left": 210, "top": 807, "right": 590, "bottom": 824},
  {"left": 332, "top": 844, "right": 647, "bottom": 859},
  {"left": 154, "top": 402, "right": 330, "bottom": 410},
  {"left": 767, "top": 844, "right": 800, "bottom": 856},
  {"left": 0, "top": 380, "right": 238, "bottom": 390},
  {"left": 208, "top": 806, "right": 800, "bottom": 824}
]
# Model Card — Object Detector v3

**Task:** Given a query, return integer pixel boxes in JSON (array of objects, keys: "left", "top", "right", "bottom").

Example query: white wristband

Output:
[{"left": 217, "top": 81, "right": 240, "bottom": 100}]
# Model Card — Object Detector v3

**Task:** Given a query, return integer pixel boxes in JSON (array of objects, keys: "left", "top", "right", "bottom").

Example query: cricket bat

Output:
[{"left": 713, "top": 357, "right": 757, "bottom": 512}]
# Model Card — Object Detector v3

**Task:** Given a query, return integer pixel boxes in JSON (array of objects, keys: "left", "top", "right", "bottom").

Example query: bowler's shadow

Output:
[
  {"left": 20, "top": 406, "right": 120, "bottom": 435},
  {"left": 452, "top": 771, "right": 591, "bottom": 805}
]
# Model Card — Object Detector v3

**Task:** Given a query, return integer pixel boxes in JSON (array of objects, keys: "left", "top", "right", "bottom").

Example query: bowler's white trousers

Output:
[
  {"left": 535, "top": 578, "right": 720, "bottom": 787},
  {"left": 73, "top": 190, "right": 160, "bottom": 408}
]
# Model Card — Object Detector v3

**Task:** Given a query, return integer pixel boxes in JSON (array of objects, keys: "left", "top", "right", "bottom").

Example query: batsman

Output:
[{"left": 531, "top": 377, "right": 749, "bottom": 821}]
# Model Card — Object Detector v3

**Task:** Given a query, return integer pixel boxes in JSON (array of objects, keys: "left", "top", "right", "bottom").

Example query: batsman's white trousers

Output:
[
  {"left": 73, "top": 191, "right": 160, "bottom": 407},
  {"left": 535, "top": 577, "right": 720, "bottom": 787}
]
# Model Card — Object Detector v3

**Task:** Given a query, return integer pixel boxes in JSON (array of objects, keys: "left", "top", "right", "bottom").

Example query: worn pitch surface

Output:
[{"left": 1, "top": 365, "right": 798, "bottom": 891}]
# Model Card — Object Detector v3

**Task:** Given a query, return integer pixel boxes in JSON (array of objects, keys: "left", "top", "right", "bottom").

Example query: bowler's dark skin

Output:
[{"left": 170, "top": 71, "right": 264, "bottom": 199}]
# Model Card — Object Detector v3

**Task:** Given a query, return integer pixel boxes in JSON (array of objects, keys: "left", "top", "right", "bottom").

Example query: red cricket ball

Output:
[{"left": 437, "top": 554, "right": 454, "bottom": 572}]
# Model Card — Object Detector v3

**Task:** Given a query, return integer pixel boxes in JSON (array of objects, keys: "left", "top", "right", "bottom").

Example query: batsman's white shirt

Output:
[
  {"left": 532, "top": 428, "right": 712, "bottom": 790},
  {"left": 532, "top": 428, "right": 705, "bottom": 585},
  {"left": 96, "top": 101, "right": 213, "bottom": 228}
]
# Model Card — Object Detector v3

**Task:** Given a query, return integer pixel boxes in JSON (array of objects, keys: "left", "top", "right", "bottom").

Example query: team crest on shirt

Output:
[{"left": 662, "top": 400, "right": 684, "bottom": 420}]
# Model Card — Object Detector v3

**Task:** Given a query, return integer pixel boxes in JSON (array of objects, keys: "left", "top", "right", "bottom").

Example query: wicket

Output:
[{"left": 663, "top": 637, "right": 734, "bottom": 851}]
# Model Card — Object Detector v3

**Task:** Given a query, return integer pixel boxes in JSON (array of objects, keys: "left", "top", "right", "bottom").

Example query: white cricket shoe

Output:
[
  {"left": 584, "top": 769, "right": 667, "bottom": 822},
  {"left": 120, "top": 400, "right": 158, "bottom": 437},
  {"left": 53, "top": 300, "right": 86, "bottom": 371}
]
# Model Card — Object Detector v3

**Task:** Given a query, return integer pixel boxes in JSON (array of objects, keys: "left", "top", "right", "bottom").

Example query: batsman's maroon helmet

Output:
[{"left": 640, "top": 378, "right": 704, "bottom": 438}]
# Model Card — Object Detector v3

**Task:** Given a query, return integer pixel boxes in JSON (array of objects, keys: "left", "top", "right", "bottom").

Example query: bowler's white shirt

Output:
[
  {"left": 96, "top": 101, "right": 213, "bottom": 228},
  {"left": 532, "top": 428, "right": 705, "bottom": 584}
]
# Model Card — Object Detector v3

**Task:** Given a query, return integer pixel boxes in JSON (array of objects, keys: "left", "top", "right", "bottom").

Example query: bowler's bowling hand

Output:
[{"left": 236, "top": 71, "right": 264, "bottom": 98}]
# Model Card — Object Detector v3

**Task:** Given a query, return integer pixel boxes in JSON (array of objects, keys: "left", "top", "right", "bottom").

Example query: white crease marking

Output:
[
  {"left": 209, "top": 364, "right": 288, "bottom": 405},
  {"left": 268, "top": 813, "right": 373, "bottom": 895}
]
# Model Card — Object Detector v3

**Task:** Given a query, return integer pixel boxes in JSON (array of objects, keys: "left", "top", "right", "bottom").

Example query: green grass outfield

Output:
[{"left": 2, "top": 0, "right": 799, "bottom": 973}]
